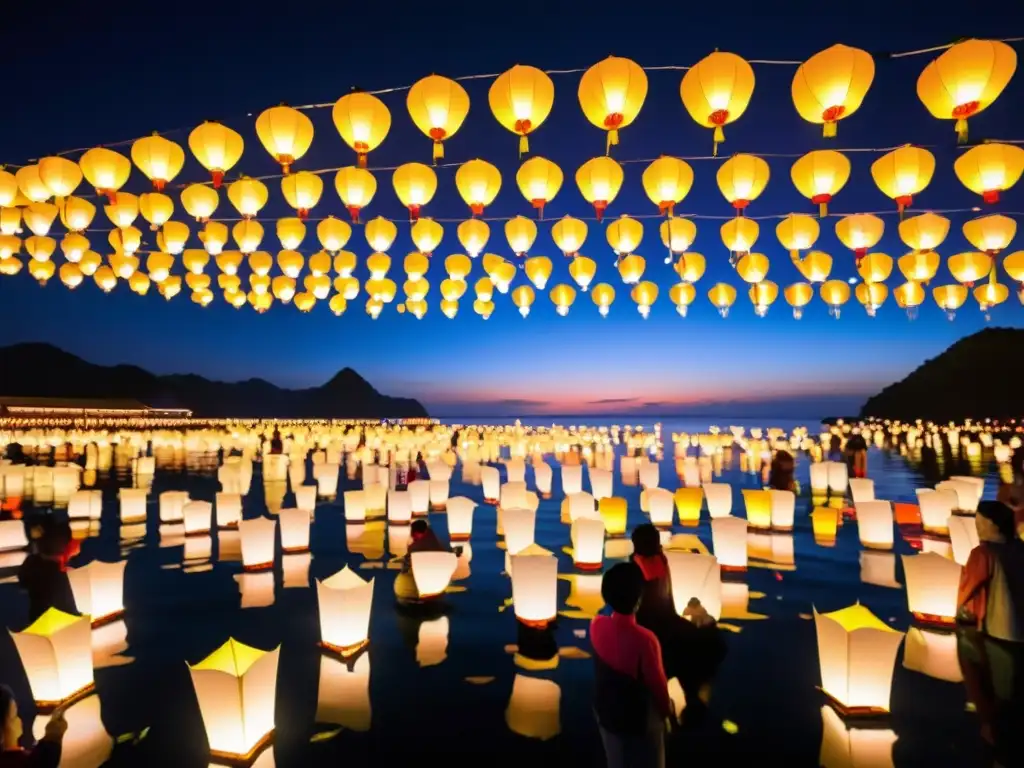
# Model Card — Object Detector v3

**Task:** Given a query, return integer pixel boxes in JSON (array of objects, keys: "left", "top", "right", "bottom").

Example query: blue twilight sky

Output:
[{"left": 1, "top": 1, "right": 1022, "bottom": 418}]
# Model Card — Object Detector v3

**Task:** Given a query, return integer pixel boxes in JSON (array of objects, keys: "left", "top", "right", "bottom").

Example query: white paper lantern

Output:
[
  {"left": 571, "top": 517, "right": 605, "bottom": 570},
  {"left": 295, "top": 484, "right": 317, "bottom": 514},
  {"left": 188, "top": 638, "right": 280, "bottom": 762},
  {"left": 316, "top": 653, "right": 371, "bottom": 732},
  {"left": 589, "top": 467, "right": 613, "bottom": 500},
  {"left": 429, "top": 479, "right": 449, "bottom": 510},
  {"left": 638, "top": 460, "right": 659, "bottom": 490},
  {"left": 814, "top": 604, "right": 904, "bottom": 715},
  {"left": 505, "top": 458, "right": 526, "bottom": 484},
  {"left": 52, "top": 465, "right": 81, "bottom": 499},
  {"left": 263, "top": 453, "right": 288, "bottom": 482},
  {"left": 827, "top": 462, "right": 848, "bottom": 494},
  {"left": 665, "top": 552, "right": 722, "bottom": 619},
  {"left": 849, "top": 478, "right": 875, "bottom": 504},
  {"left": 703, "top": 483, "right": 733, "bottom": 518},
  {"left": 411, "top": 551, "right": 457, "bottom": 599},
  {"left": 416, "top": 616, "right": 450, "bottom": 667},
  {"left": 387, "top": 489, "right": 412, "bottom": 525},
  {"left": 503, "top": 507, "right": 537, "bottom": 556},
  {"left": 118, "top": 488, "right": 147, "bottom": 523},
  {"left": 680, "top": 460, "right": 701, "bottom": 488},
  {"left": 215, "top": 492, "right": 242, "bottom": 529},
  {"left": 183, "top": 500, "right": 213, "bottom": 535},
  {"left": 500, "top": 481, "right": 529, "bottom": 513},
  {"left": 447, "top": 496, "right": 476, "bottom": 541},
  {"left": 279, "top": 507, "right": 311, "bottom": 552},
  {"left": 10, "top": 608, "right": 95, "bottom": 707},
  {"left": 68, "top": 560, "right": 126, "bottom": 626},
  {"left": 158, "top": 490, "right": 189, "bottom": 523},
  {"left": 288, "top": 460, "right": 306, "bottom": 489},
  {"left": 511, "top": 544, "right": 558, "bottom": 627},
  {"left": 533, "top": 462, "right": 553, "bottom": 496},
  {"left": 915, "top": 489, "right": 956, "bottom": 535},
  {"left": 480, "top": 467, "right": 501, "bottom": 503},
  {"left": 239, "top": 517, "right": 276, "bottom": 571},
  {"left": 31, "top": 693, "right": 112, "bottom": 768},
  {"left": 711, "top": 516, "right": 747, "bottom": 571},
  {"left": 769, "top": 490, "right": 795, "bottom": 531},
  {"left": 0, "top": 520, "right": 29, "bottom": 552},
  {"left": 949, "top": 475, "right": 983, "bottom": 513},
  {"left": 567, "top": 492, "right": 598, "bottom": 523},
  {"left": 856, "top": 501, "right": 894, "bottom": 550},
  {"left": 344, "top": 490, "right": 367, "bottom": 523},
  {"left": 819, "top": 705, "right": 896, "bottom": 768},
  {"left": 408, "top": 479, "right": 431, "bottom": 515},
  {"left": 561, "top": 464, "right": 583, "bottom": 495},
  {"left": 809, "top": 463, "right": 830, "bottom": 494},
  {"left": 901, "top": 552, "right": 961, "bottom": 626},
  {"left": 361, "top": 482, "right": 386, "bottom": 517},
  {"left": 948, "top": 514, "right": 980, "bottom": 566},
  {"left": 903, "top": 627, "right": 962, "bottom": 683},
  {"left": 314, "top": 462, "right": 340, "bottom": 497},
  {"left": 747, "top": 532, "right": 795, "bottom": 567},
  {"left": 317, "top": 566, "right": 373, "bottom": 655},
  {"left": 648, "top": 488, "right": 675, "bottom": 529},
  {"left": 505, "top": 674, "right": 561, "bottom": 741},
  {"left": 936, "top": 479, "right": 977, "bottom": 513},
  {"left": 218, "top": 529, "right": 241, "bottom": 562},
  {"left": 1, "top": 465, "right": 26, "bottom": 499}
]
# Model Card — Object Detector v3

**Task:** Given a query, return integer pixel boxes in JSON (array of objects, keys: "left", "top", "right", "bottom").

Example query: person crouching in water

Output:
[{"left": 630, "top": 523, "right": 727, "bottom": 726}]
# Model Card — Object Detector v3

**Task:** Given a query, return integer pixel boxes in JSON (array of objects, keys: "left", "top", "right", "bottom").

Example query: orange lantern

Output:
[
  {"left": 870, "top": 146, "right": 935, "bottom": 214},
  {"left": 281, "top": 171, "right": 324, "bottom": 220},
  {"left": 790, "top": 150, "right": 851, "bottom": 217},
  {"left": 78, "top": 148, "right": 131, "bottom": 204},
  {"left": 332, "top": 91, "right": 391, "bottom": 168},
  {"left": 954, "top": 143, "right": 1024, "bottom": 205},
  {"left": 334, "top": 167, "right": 377, "bottom": 223},
  {"left": 791, "top": 44, "right": 874, "bottom": 137},
  {"left": 392, "top": 163, "right": 438, "bottom": 221},
  {"left": 455, "top": 159, "right": 502, "bottom": 216},
  {"left": 578, "top": 56, "right": 648, "bottom": 152},
  {"left": 131, "top": 134, "right": 185, "bottom": 191},
  {"left": 38, "top": 157, "right": 82, "bottom": 199},
  {"left": 488, "top": 65, "right": 554, "bottom": 155},
  {"left": 407, "top": 75, "right": 470, "bottom": 162},
  {"left": 551, "top": 216, "right": 588, "bottom": 257},
  {"left": 680, "top": 52, "right": 755, "bottom": 156},
  {"left": 575, "top": 157, "right": 623, "bottom": 221},
  {"left": 776, "top": 214, "right": 820, "bottom": 259},
  {"left": 516, "top": 157, "right": 563, "bottom": 218},
  {"left": 716, "top": 154, "right": 769, "bottom": 213},
  {"left": 255, "top": 105, "right": 314, "bottom": 173},
  {"left": 899, "top": 212, "right": 950, "bottom": 252},
  {"left": 642, "top": 157, "right": 694, "bottom": 216},
  {"left": 188, "top": 121, "right": 244, "bottom": 188},
  {"left": 962, "top": 214, "right": 1016, "bottom": 255},
  {"left": 835, "top": 214, "right": 884, "bottom": 266}
]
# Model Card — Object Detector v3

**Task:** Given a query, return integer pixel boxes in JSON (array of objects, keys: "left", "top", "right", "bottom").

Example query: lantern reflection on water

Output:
[
  {"left": 10, "top": 608, "right": 95, "bottom": 708},
  {"left": 295, "top": 484, "right": 317, "bottom": 513},
  {"left": 901, "top": 552, "right": 961, "bottom": 626},
  {"left": 903, "top": 627, "right": 962, "bottom": 683},
  {"left": 317, "top": 566, "right": 373, "bottom": 656},
  {"left": 317, "top": 653, "right": 371, "bottom": 732},
  {"left": 860, "top": 551, "right": 901, "bottom": 589},
  {"left": 235, "top": 571, "right": 275, "bottom": 608},
  {"left": 32, "top": 694, "right": 113, "bottom": 768},
  {"left": 158, "top": 490, "right": 188, "bottom": 523},
  {"left": 665, "top": 552, "right": 722, "bottom": 619},
  {"left": 814, "top": 604, "right": 904, "bottom": 715},
  {"left": 0, "top": 520, "right": 29, "bottom": 552},
  {"left": 215, "top": 491, "right": 242, "bottom": 529},
  {"left": 742, "top": 489, "right": 773, "bottom": 531},
  {"left": 711, "top": 516, "right": 748, "bottom": 571},
  {"left": 856, "top": 501, "right": 894, "bottom": 550},
  {"left": 812, "top": 507, "right": 839, "bottom": 546},
  {"left": 416, "top": 616, "right": 449, "bottom": 667},
  {"left": 183, "top": 501, "right": 212, "bottom": 536},
  {"left": 849, "top": 478, "right": 875, "bottom": 504},
  {"left": 819, "top": 705, "right": 896, "bottom": 768},
  {"left": 239, "top": 517, "right": 276, "bottom": 571},
  {"left": 827, "top": 462, "right": 848, "bottom": 494},
  {"left": 118, "top": 488, "right": 147, "bottom": 523},
  {"left": 188, "top": 638, "right": 280, "bottom": 763},
  {"left": 505, "top": 674, "right": 560, "bottom": 741},
  {"left": 68, "top": 560, "right": 126, "bottom": 626}
]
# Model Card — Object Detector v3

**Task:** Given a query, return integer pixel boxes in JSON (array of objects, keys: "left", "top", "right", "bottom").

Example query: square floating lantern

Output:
[
  {"left": 747, "top": 532, "right": 795, "bottom": 567},
  {"left": 388, "top": 525, "right": 412, "bottom": 558},
  {"left": 711, "top": 516, "right": 748, "bottom": 571},
  {"left": 387, "top": 489, "right": 412, "bottom": 525},
  {"left": 812, "top": 507, "right": 839, "bottom": 546},
  {"left": 215, "top": 492, "right": 242, "bottom": 529},
  {"left": 446, "top": 497, "right": 476, "bottom": 541},
  {"left": 679, "top": 460, "right": 701, "bottom": 488},
  {"left": 480, "top": 467, "right": 501, "bottom": 504},
  {"left": 620, "top": 455, "right": 639, "bottom": 487},
  {"left": 638, "top": 461, "right": 660, "bottom": 491},
  {"left": 505, "top": 674, "right": 561, "bottom": 741},
  {"left": 501, "top": 482, "right": 529, "bottom": 515},
  {"left": 314, "top": 462, "right": 340, "bottom": 497},
  {"left": 533, "top": 462, "right": 553, "bottom": 497},
  {"left": 69, "top": 490, "right": 103, "bottom": 521},
  {"left": 665, "top": 552, "right": 722, "bottom": 619},
  {"left": 344, "top": 490, "right": 367, "bottom": 523},
  {"left": 158, "top": 491, "right": 189, "bottom": 523},
  {"left": 279, "top": 507, "right": 310, "bottom": 553},
  {"left": 936, "top": 479, "right": 977, "bottom": 514},
  {"left": 647, "top": 488, "right": 675, "bottom": 529},
  {"left": 218, "top": 530, "right": 242, "bottom": 562},
  {"left": 316, "top": 653, "right": 371, "bottom": 732},
  {"left": 819, "top": 705, "right": 896, "bottom": 768},
  {"left": 571, "top": 517, "right": 605, "bottom": 570},
  {"left": 589, "top": 467, "right": 613, "bottom": 500},
  {"left": 948, "top": 514, "right": 980, "bottom": 566},
  {"left": 404, "top": 479, "right": 428, "bottom": 516},
  {"left": 184, "top": 535, "right": 212, "bottom": 563},
  {"left": 561, "top": 464, "right": 583, "bottom": 496},
  {"left": 598, "top": 497, "right": 627, "bottom": 537},
  {"left": 183, "top": 501, "right": 213, "bottom": 536},
  {"left": 566, "top": 492, "right": 597, "bottom": 523},
  {"left": 317, "top": 566, "right": 373, "bottom": 657},
  {"left": 827, "top": 462, "right": 848, "bottom": 494},
  {"left": 703, "top": 483, "right": 733, "bottom": 518},
  {"left": 511, "top": 544, "right": 558, "bottom": 628},
  {"left": 674, "top": 488, "right": 704, "bottom": 526},
  {"left": 742, "top": 489, "right": 773, "bottom": 531},
  {"left": 901, "top": 552, "right": 961, "bottom": 627},
  {"left": 118, "top": 488, "right": 147, "bottom": 523},
  {"left": 239, "top": 517, "right": 277, "bottom": 571},
  {"left": 429, "top": 479, "right": 449, "bottom": 510},
  {"left": 416, "top": 616, "right": 450, "bottom": 667},
  {"left": 68, "top": 560, "right": 127, "bottom": 626},
  {"left": 188, "top": 638, "right": 280, "bottom": 764},
  {"left": 769, "top": 490, "right": 795, "bottom": 531},
  {"left": 903, "top": 627, "right": 962, "bottom": 683},
  {"left": 809, "top": 463, "right": 830, "bottom": 494},
  {"left": 10, "top": 608, "right": 95, "bottom": 709},
  {"left": 856, "top": 501, "right": 894, "bottom": 550},
  {"left": 295, "top": 484, "right": 317, "bottom": 514},
  {"left": 849, "top": 478, "right": 875, "bottom": 505},
  {"left": 218, "top": 464, "right": 242, "bottom": 495},
  {"left": 288, "top": 461, "right": 306, "bottom": 489},
  {"left": 814, "top": 604, "right": 904, "bottom": 716},
  {"left": 915, "top": 489, "right": 956, "bottom": 535},
  {"left": 410, "top": 551, "right": 457, "bottom": 599},
  {"left": 949, "top": 475, "right": 983, "bottom": 513},
  {"left": 0, "top": 520, "right": 28, "bottom": 552}
]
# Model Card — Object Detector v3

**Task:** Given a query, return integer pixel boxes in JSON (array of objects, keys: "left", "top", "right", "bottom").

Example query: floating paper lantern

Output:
[
  {"left": 343, "top": 490, "right": 368, "bottom": 523},
  {"left": 503, "top": 507, "right": 537, "bottom": 557},
  {"left": 415, "top": 615, "right": 450, "bottom": 667},
  {"left": 571, "top": 517, "right": 605, "bottom": 570},
  {"left": 914, "top": 489, "right": 956, "bottom": 535},
  {"left": 860, "top": 551, "right": 900, "bottom": 589},
  {"left": 711, "top": 516, "right": 747, "bottom": 571},
  {"left": 948, "top": 514, "right": 980, "bottom": 566},
  {"left": 681, "top": 51, "right": 755, "bottom": 155},
  {"left": 215, "top": 492, "right": 242, "bottom": 529},
  {"left": 598, "top": 497, "right": 627, "bottom": 537},
  {"left": 856, "top": 501, "right": 894, "bottom": 550},
  {"left": 809, "top": 463, "right": 830, "bottom": 494},
  {"left": 429, "top": 479, "right": 449, "bottom": 510},
  {"left": 902, "top": 552, "right": 961, "bottom": 627},
  {"left": 293, "top": 484, "right": 316, "bottom": 515},
  {"left": 849, "top": 478, "right": 874, "bottom": 504},
  {"left": 792, "top": 44, "right": 874, "bottom": 137},
  {"left": 703, "top": 483, "right": 733, "bottom": 518},
  {"left": 506, "top": 674, "right": 561, "bottom": 741},
  {"left": 183, "top": 501, "right": 212, "bottom": 536},
  {"left": 406, "top": 479, "right": 430, "bottom": 516},
  {"left": 666, "top": 552, "right": 722, "bottom": 619},
  {"left": 10, "top": 608, "right": 94, "bottom": 708},
  {"left": 314, "top": 462, "right": 340, "bottom": 497},
  {"left": 673, "top": 488, "right": 703, "bottom": 525},
  {"left": 0, "top": 520, "right": 28, "bottom": 552},
  {"left": 239, "top": 517, "right": 276, "bottom": 571},
  {"left": 814, "top": 604, "right": 904, "bottom": 715},
  {"left": 118, "top": 488, "right": 147, "bottom": 523},
  {"left": 386, "top": 489, "right": 412, "bottom": 526},
  {"left": 827, "top": 462, "right": 848, "bottom": 494},
  {"left": 561, "top": 464, "right": 583, "bottom": 496},
  {"left": 236, "top": 570, "right": 275, "bottom": 607},
  {"left": 69, "top": 490, "right": 103, "bottom": 521},
  {"left": 936, "top": 479, "right": 976, "bottom": 513},
  {"left": 480, "top": 466, "right": 501, "bottom": 504},
  {"left": 189, "top": 639, "right": 280, "bottom": 762},
  {"left": 410, "top": 551, "right": 457, "bottom": 599},
  {"left": 317, "top": 653, "right": 371, "bottom": 732},
  {"left": 280, "top": 507, "right": 311, "bottom": 553},
  {"left": 742, "top": 489, "right": 772, "bottom": 531},
  {"left": 812, "top": 507, "right": 839, "bottom": 546},
  {"left": 317, "top": 566, "right": 373, "bottom": 656},
  {"left": 511, "top": 544, "right": 558, "bottom": 627},
  {"left": 585, "top": 467, "right": 611, "bottom": 500},
  {"left": 903, "top": 627, "right": 962, "bottom": 684},
  {"left": 566, "top": 493, "right": 598, "bottom": 524},
  {"left": 68, "top": 560, "right": 126, "bottom": 626},
  {"left": 446, "top": 497, "right": 476, "bottom": 541},
  {"left": 648, "top": 488, "right": 675, "bottom": 529},
  {"left": 638, "top": 460, "right": 659, "bottom": 490},
  {"left": 770, "top": 490, "right": 796, "bottom": 531},
  {"left": 949, "top": 475, "right": 984, "bottom": 511},
  {"left": 578, "top": 56, "right": 647, "bottom": 151}
]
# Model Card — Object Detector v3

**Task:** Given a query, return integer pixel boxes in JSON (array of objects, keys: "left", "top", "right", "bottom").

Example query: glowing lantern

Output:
[
  {"left": 949, "top": 515, "right": 980, "bottom": 567},
  {"left": 898, "top": 213, "right": 949, "bottom": 254},
  {"left": 736, "top": 252, "right": 769, "bottom": 284},
  {"left": 549, "top": 283, "right": 577, "bottom": 316},
  {"left": 681, "top": 52, "right": 755, "bottom": 155},
  {"left": 455, "top": 159, "right": 501, "bottom": 216},
  {"left": 748, "top": 280, "right": 778, "bottom": 318},
  {"left": 77, "top": 148, "right": 131, "bottom": 204},
  {"left": 102, "top": 193, "right": 138, "bottom": 228},
  {"left": 776, "top": 214, "right": 820, "bottom": 261},
  {"left": 590, "top": 282, "right": 616, "bottom": 317},
  {"left": 92, "top": 265, "right": 116, "bottom": 292},
  {"left": 578, "top": 56, "right": 647, "bottom": 152},
  {"left": 68, "top": 560, "right": 126, "bottom": 626},
  {"left": 60, "top": 197, "right": 95, "bottom": 233},
  {"left": 642, "top": 156, "right": 694, "bottom": 216},
  {"left": 159, "top": 274, "right": 181, "bottom": 299},
  {"left": 16, "top": 165, "right": 50, "bottom": 203},
  {"left": 893, "top": 281, "right": 926, "bottom": 317},
  {"left": 711, "top": 516, "right": 747, "bottom": 570},
  {"left": 239, "top": 517, "right": 276, "bottom": 571},
  {"left": 255, "top": 105, "right": 313, "bottom": 174},
  {"left": 37, "top": 157, "right": 80, "bottom": 200},
  {"left": 720, "top": 217, "right": 759, "bottom": 257},
  {"left": 200, "top": 222, "right": 228, "bottom": 255},
  {"left": 661, "top": 220, "right": 697, "bottom": 260},
  {"left": 407, "top": 75, "right": 470, "bottom": 161},
  {"left": 563, "top": 256, "right": 594, "bottom": 293},
  {"left": 138, "top": 193, "right": 174, "bottom": 230},
  {"left": 313, "top": 217, "right": 350, "bottom": 255},
  {"left": 129, "top": 134, "right": 184, "bottom": 191},
  {"left": 188, "top": 638, "right": 280, "bottom": 762},
  {"left": 666, "top": 552, "right": 722, "bottom": 619},
  {"left": 818, "top": 279, "right": 850, "bottom": 318},
  {"left": 0, "top": 209, "right": 21, "bottom": 238},
  {"left": 457, "top": 220, "right": 489, "bottom": 259},
  {"left": 742, "top": 489, "right": 772, "bottom": 530},
  {"left": 812, "top": 507, "right": 839, "bottom": 545},
  {"left": 674, "top": 252, "right": 705, "bottom": 284},
  {"left": 792, "top": 44, "right": 875, "bottom": 137},
  {"left": 317, "top": 566, "right": 373, "bottom": 656},
  {"left": 916, "top": 39, "right": 1017, "bottom": 143},
  {"left": 974, "top": 278, "right": 1009, "bottom": 313},
  {"left": 835, "top": 214, "right": 884, "bottom": 266},
  {"left": 410, "top": 551, "right": 457, "bottom": 599},
  {"left": 631, "top": 280, "right": 658, "bottom": 319},
  {"left": 668, "top": 282, "right": 696, "bottom": 317},
  {"left": 273, "top": 220, "right": 305, "bottom": 253},
  {"left": 510, "top": 158, "right": 563, "bottom": 219},
  {"left": 871, "top": 146, "right": 935, "bottom": 215},
  {"left": 575, "top": 156, "right": 623, "bottom": 221},
  {"left": 857, "top": 252, "right": 892, "bottom": 284},
  {"left": 0, "top": 170, "right": 16, "bottom": 206},
  {"left": 617, "top": 254, "right": 645, "bottom": 284},
  {"left": 59, "top": 262, "right": 84, "bottom": 289},
  {"left": 571, "top": 517, "right": 605, "bottom": 570},
  {"left": 717, "top": 154, "right": 769, "bottom": 213},
  {"left": 523, "top": 256, "right": 552, "bottom": 291},
  {"left": 1003, "top": 250, "right": 1024, "bottom": 292},
  {"left": 23, "top": 203, "right": 58, "bottom": 236},
  {"left": 931, "top": 283, "right": 968, "bottom": 320},
  {"left": 505, "top": 216, "right": 537, "bottom": 258},
  {"left": 489, "top": 65, "right": 554, "bottom": 155},
  {"left": 158, "top": 222, "right": 189, "bottom": 256},
  {"left": 856, "top": 282, "right": 888, "bottom": 317},
  {"left": 28, "top": 258, "right": 56, "bottom": 284},
  {"left": 279, "top": 508, "right": 310, "bottom": 553},
  {"left": 188, "top": 122, "right": 243, "bottom": 187},
  {"left": 963, "top": 214, "right": 1016, "bottom": 255},
  {"left": 855, "top": 500, "right": 894, "bottom": 550},
  {"left": 474, "top": 277, "right": 493, "bottom": 303},
  {"left": 216, "top": 250, "right": 245, "bottom": 276},
  {"left": 606, "top": 216, "right": 643, "bottom": 256},
  {"left": 791, "top": 150, "right": 851, "bottom": 217},
  {"left": 281, "top": 170, "right": 323, "bottom": 221},
  {"left": 674, "top": 487, "right": 703, "bottom": 525},
  {"left": 708, "top": 282, "right": 737, "bottom": 318},
  {"left": 332, "top": 91, "right": 390, "bottom": 167},
  {"left": 447, "top": 497, "right": 476, "bottom": 541},
  {"left": 898, "top": 250, "right": 940, "bottom": 283},
  {"left": 511, "top": 544, "right": 558, "bottom": 627},
  {"left": 948, "top": 251, "right": 992, "bottom": 286},
  {"left": 508, "top": 284, "right": 534, "bottom": 318},
  {"left": 10, "top": 609, "right": 94, "bottom": 708},
  {"left": 181, "top": 184, "right": 218, "bottom": 222},
  {"left": 392, "top": 162, "right": 437, "bottom": 221},
  {"left": 814, "top": 604, "right": 904, "bottom": 715}
]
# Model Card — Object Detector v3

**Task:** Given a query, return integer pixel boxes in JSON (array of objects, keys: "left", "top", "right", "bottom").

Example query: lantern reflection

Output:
[
  {"left": 505, "top": 674, "right": 561, "bottom": 741},
  {"left": 819, "top": 705, "right": 895, "bottom": 768},
  {"left": 32, "top": 694, "right": 113, "bottom": 768},
  {"left": 316, "top": 653, "right": 371, "bottom": 732},
  {"left": 903, "top": 627, "right": 962, "bottom": 683}
]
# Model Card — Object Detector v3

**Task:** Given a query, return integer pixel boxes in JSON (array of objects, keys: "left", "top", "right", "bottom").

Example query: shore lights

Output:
[
  {"left": 10, "top": 608, "right": 95, "bottom": 708},
  {"left": 317, "top": 566, "right": 373, "bottom": 657}
]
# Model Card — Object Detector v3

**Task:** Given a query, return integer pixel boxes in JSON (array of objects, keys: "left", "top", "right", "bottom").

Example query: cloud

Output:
[{"left": 587, "top": 398, "right": 635, "bottom": 405}]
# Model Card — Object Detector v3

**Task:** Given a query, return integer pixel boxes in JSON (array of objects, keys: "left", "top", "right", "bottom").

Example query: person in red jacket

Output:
[{"left": 0, "top": 685, "right": 66, "bottom": 767}]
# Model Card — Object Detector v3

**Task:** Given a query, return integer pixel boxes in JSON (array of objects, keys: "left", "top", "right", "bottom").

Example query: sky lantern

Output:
[
  {"left": 606, "top": 215, "right": 643, "bottom": 256},
  {"left": 308, "top": 250, "right": 334, "bottom": 277},
  {"left": 575, "top": 157, "right": 623, "bottom": 221},
  {"left": 332, "top": 91, "right": 391, "bottom": 168},
  {"left": 410, "top": 217, "right": 443, "bottom": 256},
  {"left": 474, "top": 277, "right": 494, "bottom": 303},
  {"left": 948, "top": 251, "right": 992, "bottom": 286},
  {"left": 857, "top": 252, "right": 893, "bottom": 284},
  {"left": 591, "top": 283, "right": 616, "bottom": 317},
  {"left": 316, "top": 216, "right": 352, "bottom": 254},
  {"left": 188, "top": 122, "right": 243, "bottom": 188},
  {"left": 407, "top": 75, "right": 470, "bottom": 162},
  {"left": 139, "top": 193, "right": 174, "bottom": 229},
  {"left": 455, "top": 159, "right": 502, "bottom": 216},
  {"left": 660, "top": 218, "right": 697, "bottom": 255},
  {"left": 933, "top": 284, "right": 969, "bottom": 320},
  {"left": 870, "top": 146, "right": 935, "bottom": 215},
  {"left": 856, "top": 282, "right": 888, "bottom": 317},
  {"left": 524, "top": 256, "right": 553, "bottom": 290},
  {"left": 10, "top": 608, "right": 94, "bottom": 708},
  {"left": 505, "top": 216, "right": 537, "bottom": 257},
  {"left": 29, "top": 258, "right": 56, "bottom": 284},
  {"left": 60, "top": 233, "right": 89, "bottom": 262},
  {"left": 103, "top": 192, "right": 138, "bottom": 227},
  {"left": 489, "top": 65, "right": 554, "bottom": 155},
  {"left": 216, "top": 249, "right": 245, "bottom": 275},
  {"left": 130, "top": 134, "right": 185, "bottom": 191},
  {"left": 255, "top": 105, "right": 313, "bottom": 174},
  {"left": 736, "top": 253, "right": 769, "bottom": 284},
  {"left": 835, "top": 214, "right": 884, "bottom": 266},
  {"left": 791, "top": 44, "right": 875, "bottom": 137},
  {"left": 569, "top": 255, "right": 597, "bottom": 292},
  {"left": 784, "top": 282, "right": 814, "bottom": 319},
  {"left": 78, "top": 148, "right": 131, "bottom": 204},
  {"left": 0, "top": 169, "right": 18, "bottom": 206},
  {"left": 281, "top": 170, "right": 323, "bottom": 220},
  {"left": 552, "top": 215, "right": 588, "bottom": 257},
  {"left": 716, "top": 154, "right": 769, "bottom": 213},
  {"left": 962, "top": 214, "right": 1016, "bottom": 255},
  {"left": 954, "top": 143, "right": 1024, "bottom": 204},
  {"left": 550, "top": 283, "right": 577, "bottom": 316},
  {"left": 511, "top": 285, "right": 536, "bottom": 317},
  {"left": 23, "top": 203, "right": 58, "bottom": 237},
  {"left": 364, "top": 216, "right": 397, "bottom": 252},
  {"left": 1003, "top": 250, "right": 1024, "bottom": 292},
  {"left": 669, "top": 282, "right": 697, "bottom": 317},
  {"left": 515, "top": 156, "right": 563, "bottom": 218},
  {"left": 642, "top": 156, "right": 694, "bottom": 216},
  {"left": 59, "top": 262, "right": 83, "bottom": 289},
  {"left": 393, "top": 162, "right": 437, "bottom": 221},
  {"left": 181, "top": 184, "right": 218, "bottom": 222},
  {"left": 272, "top": 275, "right": 297, "bottom": 303},
  {"left": 440, "top": 278, "right": 467, "bottom": 302},
  {"left": 631, "top": 280, "right": 658, "bottom": 319},
  {"left": 776, "top": 213, "right": 820, "bottom": 259},
  {"left": 748, "top": 280, "right": 778, "bottom": 317},
  {"left": 16, "top": 165, "right": 52, "bottom": 203},
  {"left": 820, "top": 279, "right": 851, "bottom": 318},
  {"left": 680, "top": 51, "right": 755, "bottom": 157},
  {"left": 720, "top": 217, "right": 759, "bottom": 259},
  {"left": 227, "top": 178, "right": 268, "bottom": 219},
  {"left": 183, "top": 249, "right": 210, "bottom": 274},
  {"left": 457, "top": 219, "right": 489, "bottom": 258},
  {"left": 898, "top": 250, "right": 940, "bottom": 283},
  {"left": 333, "top": 167, "right": 376, "bottom": 224},
  {"left": 404, "top": 252, "right": 430, "bottom": 280},
  {"left": 975, "top": 279, "right": 1009, "bottom": 315},
  {"left": 443, "top": 254, "right": 471, "bottom": 281},
  {"left": 199, "top": 221, "right": 228, "bottom": 256},
  {"left": 617, "top": 254, "right": 645, "bottom": 285},
  {"left": 333, "top": 250, "right": 356, "bottom": 277},
  {"left": 578, "top": 56, "right": 648, "bottom": 152},
  {"left": 38, "top": 156, "right": 82, "bottom": 199},
  {"left": 146, "top": 252, "right": 174, "bottom": 283},
  {"left": 899, "top": 212, "right": 950, "bottom": 252},
  {"left": 25, "top": 235, "right": 56, "bottom": 262},
  {"left": 674, "top": 252, "right": 706, "bottom": 283},
  {"left": 916, "top": 39, "right": 1017, "bottom": 143},
  {"left": 708, "top": 283, "right": 737, "bottom": 317},
  {"left": 895, "top": 281, "right": 927, "bottom": 318},
  {"left": 158, "top": 222, "right": 189, "bottom": 255},
  {"left": 790, "top": 150, "right": 850, "bottom": 218}
]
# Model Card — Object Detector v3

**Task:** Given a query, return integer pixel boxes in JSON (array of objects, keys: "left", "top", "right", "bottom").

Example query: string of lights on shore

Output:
[{"left": 0, "top": 38, "right": 1023, "bottom": 322}]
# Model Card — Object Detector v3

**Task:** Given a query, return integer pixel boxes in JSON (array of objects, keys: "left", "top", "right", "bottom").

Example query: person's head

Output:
[
  {"left": 631, "top": 523, "right": 662, "bottom": 558},
  {"left": 601, "top": 562, "right": 644, "bottom": 615},
  {"left": 976, "top": 500, "right": 1017, "bottom": 544},
  {"left": 410, "top": 519, "right": 429, "bottom": 539},
  {"left": 0, "top": 684, "right": 22, "bottom": 750},
  {"left": 770, "top": 450, "right": 795, "bottom": 489}
]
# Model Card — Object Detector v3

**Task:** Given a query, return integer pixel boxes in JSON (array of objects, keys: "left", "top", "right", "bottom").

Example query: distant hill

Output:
[
  {"left": 860, "top": 327, "right": 1024, "bottom": 421},
  {"left": 0, "top": 343, "right": 428, "bottom": 419}
]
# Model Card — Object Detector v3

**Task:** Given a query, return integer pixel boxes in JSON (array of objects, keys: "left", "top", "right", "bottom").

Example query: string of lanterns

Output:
[{"left": 0, "top": 39, "right": 1021, "bottom": 321}]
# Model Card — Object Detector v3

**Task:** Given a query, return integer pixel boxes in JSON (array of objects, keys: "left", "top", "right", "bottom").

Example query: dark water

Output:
[{"left": 0, "top": 421, "right": 1006, "bottom": 767}]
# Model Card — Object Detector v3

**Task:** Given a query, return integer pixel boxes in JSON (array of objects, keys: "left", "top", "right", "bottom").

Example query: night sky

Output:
[{"left": 2, "top": 2, "right": 1022, "bottom": 418}]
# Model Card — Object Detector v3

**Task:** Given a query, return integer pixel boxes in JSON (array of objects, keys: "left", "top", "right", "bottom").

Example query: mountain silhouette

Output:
[
  {"left": 860, "top": 327, "right": 1023, "bottom": 421},
  {"left": 0, "top": 343, "right": 428, "bottom": 419}
]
